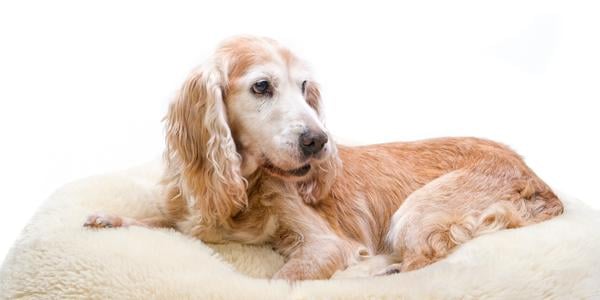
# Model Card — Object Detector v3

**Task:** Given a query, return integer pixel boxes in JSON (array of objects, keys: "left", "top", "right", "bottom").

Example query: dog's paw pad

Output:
[
  {"left": 84, "top": 213, "right": 122, "bottom": 229},
  {"left": 374, "top": 263, "right": 402, "bottom": 276}
]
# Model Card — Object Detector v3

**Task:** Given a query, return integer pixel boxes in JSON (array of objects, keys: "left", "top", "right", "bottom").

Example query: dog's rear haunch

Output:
[{"left": 85, "top": 36, "right": 563, "bottom": 281}]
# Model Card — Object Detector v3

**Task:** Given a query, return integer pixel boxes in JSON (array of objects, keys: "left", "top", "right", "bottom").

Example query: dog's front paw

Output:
[
  {"left": 374, "top": 263, "right": 403, "bottom": 276},
  {"left": 84, "top": 213, "right": 123, "bottom": 229},
  {"left": 272, "top": 269, "right": 306, "bottom": 282}
]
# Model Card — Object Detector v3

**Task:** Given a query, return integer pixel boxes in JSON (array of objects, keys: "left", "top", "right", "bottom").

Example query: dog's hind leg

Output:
[{"left": 383, "top": 168, "right": 562, "bottom": 273}]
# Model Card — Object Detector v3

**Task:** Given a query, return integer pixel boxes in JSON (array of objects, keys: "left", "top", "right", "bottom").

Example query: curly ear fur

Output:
[
  {"left": 297, "top": 82, "right": 342, "bottom": 205},
  {"left": 164, "top": 66, "right": 247, "bottom": 225}
]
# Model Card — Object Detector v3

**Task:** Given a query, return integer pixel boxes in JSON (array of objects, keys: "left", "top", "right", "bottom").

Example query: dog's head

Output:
[{"left": 165, "top": 36, "right": 340, "bottom": 223}]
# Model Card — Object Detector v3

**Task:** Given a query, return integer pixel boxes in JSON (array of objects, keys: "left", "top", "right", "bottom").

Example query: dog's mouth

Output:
[{"left": 263, "top": 161, "right": 312, "bottom": 178}]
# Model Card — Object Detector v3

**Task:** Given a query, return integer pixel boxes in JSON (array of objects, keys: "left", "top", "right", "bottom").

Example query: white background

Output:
[{"left": 1, "top": 1, "right": 599, "bottom": 263}]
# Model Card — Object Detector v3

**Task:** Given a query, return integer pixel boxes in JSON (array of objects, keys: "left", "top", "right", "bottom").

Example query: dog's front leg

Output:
[
  {"left": 272, "top": 256, "right": 320, "bottom": 281},
  {"left": 84, "top": 212, "right": 172, "bottom": 229},
  {"left": 272, "top": 243, "right": 345, "bottom": 281},
  {"left": 272, "top": 236, "right": 367, "bottom": 281},
  {"left": 271, "top": 187, "right": 366, "bottom": 281}
]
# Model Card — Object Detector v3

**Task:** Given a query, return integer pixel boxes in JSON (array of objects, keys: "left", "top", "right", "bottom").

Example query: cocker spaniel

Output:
[{"left": 85, "top": 36, "right": 564, "bottom": 280}]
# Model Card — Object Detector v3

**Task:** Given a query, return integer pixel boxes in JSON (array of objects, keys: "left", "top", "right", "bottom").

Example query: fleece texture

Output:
[{"left": 1, "top": 160, "right": 599, "bottom": 299}]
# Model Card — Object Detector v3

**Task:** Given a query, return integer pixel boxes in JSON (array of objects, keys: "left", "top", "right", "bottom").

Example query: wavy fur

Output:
[{"left": 164, "top": 66, "right": 247, "bottom": 226}]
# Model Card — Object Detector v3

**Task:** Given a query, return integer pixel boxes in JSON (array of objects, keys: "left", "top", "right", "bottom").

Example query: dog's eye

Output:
[
  {"left": 252, "top": 80, "right": 271, "bottom": 95},
  {"left": 301, "top": 80, "right": 307, "bottom": 93}
]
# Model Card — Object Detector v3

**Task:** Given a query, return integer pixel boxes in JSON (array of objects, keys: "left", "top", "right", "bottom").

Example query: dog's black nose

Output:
[{"left": 299, "top": 130, "right": 328, "bottom": 157}]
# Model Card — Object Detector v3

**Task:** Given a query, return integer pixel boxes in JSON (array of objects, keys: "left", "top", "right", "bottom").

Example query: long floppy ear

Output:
[
  {"left": 165, "top": 66, "right": 247, "bottom": 225},
  {"left": 297, "top": 81, "right": 342, "bottom": 205}
]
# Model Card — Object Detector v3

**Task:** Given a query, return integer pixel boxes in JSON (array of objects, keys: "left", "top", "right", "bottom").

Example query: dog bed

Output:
[{"left": 1, "top": 160, "right": 599, "bottom": 299}]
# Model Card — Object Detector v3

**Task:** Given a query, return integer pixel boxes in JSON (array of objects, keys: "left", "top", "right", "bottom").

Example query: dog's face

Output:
[
  {"left": 218, "top": 37, "right": 331, "bottom": 181},
  {"left": 166, "top": 36, "right": 339, "bottom": 223}
]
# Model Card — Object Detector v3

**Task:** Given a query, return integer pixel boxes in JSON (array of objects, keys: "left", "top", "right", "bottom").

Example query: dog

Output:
[{"left": 85, "top": 36, "right": 564, "bottom": 280}]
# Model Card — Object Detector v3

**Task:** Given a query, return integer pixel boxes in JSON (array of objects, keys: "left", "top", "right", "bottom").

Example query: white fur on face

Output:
[{"left": 226, "top": 60, "right": 328, "bottom": 177}]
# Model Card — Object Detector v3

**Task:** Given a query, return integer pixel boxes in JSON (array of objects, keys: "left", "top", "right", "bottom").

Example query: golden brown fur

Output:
[{"left": 85, "top": 36, "right": 563, "bottom": 281}]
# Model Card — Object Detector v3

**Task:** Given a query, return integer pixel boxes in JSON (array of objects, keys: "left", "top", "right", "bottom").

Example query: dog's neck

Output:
[{"left": 246, "top": 157, "right": 341, "bottom": 207}]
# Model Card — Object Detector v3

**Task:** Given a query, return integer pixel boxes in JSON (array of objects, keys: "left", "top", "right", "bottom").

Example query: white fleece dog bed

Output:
[{"left": 1, "top": 161, "right": 599, "bottom": 299}]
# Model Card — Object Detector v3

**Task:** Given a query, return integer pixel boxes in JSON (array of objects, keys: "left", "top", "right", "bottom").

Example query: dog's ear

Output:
[
  {"left": 298, "top": 81, "right": 342, "bottom": 205},
  {"left": 165, "top": 66, "right": 247, "bottom": 225},
  {"left": 304, "top": 80, "right": 324, "bottom": 119}
]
